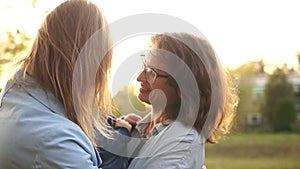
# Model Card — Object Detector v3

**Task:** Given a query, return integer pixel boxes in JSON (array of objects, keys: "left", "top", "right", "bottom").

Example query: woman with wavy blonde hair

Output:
[
  {"left": 127, "top": 32, "right": 239, "bottom": 169},
  {"left": 0, "top": 0, "right": 113, "bottom": 168}
]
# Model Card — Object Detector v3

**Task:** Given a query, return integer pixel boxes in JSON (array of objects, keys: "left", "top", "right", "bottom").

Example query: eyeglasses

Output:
[{"left": 143, "top": 65, "right": 169, "bottom": 84}]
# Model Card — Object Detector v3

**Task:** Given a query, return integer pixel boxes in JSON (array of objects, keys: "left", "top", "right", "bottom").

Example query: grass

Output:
[{"left": 205, "top": 132, "right": 300, "bottom": 169}]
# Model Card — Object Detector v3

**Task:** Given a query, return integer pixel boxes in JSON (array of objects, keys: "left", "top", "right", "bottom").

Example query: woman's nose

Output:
[{"left": 137, "top": 70, "right": 146, "bottom": 82}]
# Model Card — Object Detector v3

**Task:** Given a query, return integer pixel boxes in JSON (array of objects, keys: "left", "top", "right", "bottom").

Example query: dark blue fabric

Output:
[{"left": 97, "top": 126, "right": 131, "bottom": 169}]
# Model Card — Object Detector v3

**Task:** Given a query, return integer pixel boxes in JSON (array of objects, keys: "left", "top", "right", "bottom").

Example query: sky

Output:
[
  {"left": 1, "top": 0, "right": 300, "bottom": 69},
  {"left": 101, "top": 0, "right": 300, "bottom": 70},
  {"left": 1, "top": 0, "right": 300, "bottom": 93}
]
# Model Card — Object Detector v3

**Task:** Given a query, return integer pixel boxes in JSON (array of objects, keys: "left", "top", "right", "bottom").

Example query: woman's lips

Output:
[{"left": 139, "top": 87, "right": 150, "bottom": 93}]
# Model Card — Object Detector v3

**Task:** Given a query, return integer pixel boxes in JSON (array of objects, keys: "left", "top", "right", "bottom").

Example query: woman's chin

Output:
[{"left": 138, "top": 93, "right": 150, "bottom": 104}]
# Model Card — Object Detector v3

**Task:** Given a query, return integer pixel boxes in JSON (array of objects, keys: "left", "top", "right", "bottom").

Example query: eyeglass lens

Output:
[{"left": 145, "top": 67, "right": 156, "bottom": 84}]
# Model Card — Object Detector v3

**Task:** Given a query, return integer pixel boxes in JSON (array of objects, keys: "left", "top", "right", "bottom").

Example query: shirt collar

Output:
[
  {"left": 135, "top": 113, "right": 174, "bottom": 138},
  {"left": 7, "top": 69, "right": 67, "bottom": 118},
  {"left": 135, "top": 113, "right": 151, "bottom": 137}
]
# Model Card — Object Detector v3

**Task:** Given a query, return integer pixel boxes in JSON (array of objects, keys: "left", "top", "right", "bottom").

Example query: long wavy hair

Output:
[
  {"left": 149, "top": 32, "right": 239, "bottom": 143},
  {"left": 18, "top": 0, "right": 113, "bottom": 145}
]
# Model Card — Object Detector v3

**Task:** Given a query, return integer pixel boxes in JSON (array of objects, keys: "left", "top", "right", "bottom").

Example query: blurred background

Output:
[{"left": 0, "top": 0, "right": 299, "bottom": 168}]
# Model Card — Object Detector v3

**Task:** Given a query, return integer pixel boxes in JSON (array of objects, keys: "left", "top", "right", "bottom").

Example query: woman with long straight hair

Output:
[{"left": 0, "top": 0, "right": 113, "bottom": 168}]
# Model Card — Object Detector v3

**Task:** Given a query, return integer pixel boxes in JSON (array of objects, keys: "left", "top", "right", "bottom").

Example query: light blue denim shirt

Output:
[
  {"left": 0, "top": 70, "right": 101, "bottom": 169},
  {"left": 128, "top": 114, "right": 205, "bottom": 169}
]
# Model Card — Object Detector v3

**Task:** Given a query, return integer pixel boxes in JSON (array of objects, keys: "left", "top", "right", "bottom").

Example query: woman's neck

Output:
[{"left": 144, "top": 107, "right": 176, "bottom": 136}]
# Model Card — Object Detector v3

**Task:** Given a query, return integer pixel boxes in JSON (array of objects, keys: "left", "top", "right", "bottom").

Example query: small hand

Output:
[
  {"left": 123, "top": 113, "right": 142, "bottom": 126},
  {"left": 115, "top": 119, "right": 132, "bottom": 132}
]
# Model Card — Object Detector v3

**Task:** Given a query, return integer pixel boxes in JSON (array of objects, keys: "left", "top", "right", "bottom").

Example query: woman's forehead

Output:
[
  {"left": 145, "top": 49, "right": 179, "bottom": 68},
  {"left": 144, "top": 54, "right": 165, "bottom": 70},
  {"left": 145, "top": 48, "right": 192, "bottom": 80}
]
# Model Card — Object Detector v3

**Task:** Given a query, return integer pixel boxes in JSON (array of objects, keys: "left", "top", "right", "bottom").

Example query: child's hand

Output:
[
  {"left": 115, "top": 119, "right": 132, "bottom": 132},
  {"left": 123, "top": 113, "right": 142, "bottom": 125}
]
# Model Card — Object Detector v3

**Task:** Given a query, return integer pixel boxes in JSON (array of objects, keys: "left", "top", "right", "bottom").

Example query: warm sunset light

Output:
[
  {"left": 1, "top": 0, "right": 300, "bottom": 71},
  {"left": 1, "top": 0, "right": 300, "bottom": 90},
  {"left": 1, "top": 1, "right": 300, "bottom": 169},
  {"left": 1, "top": 0, "right": 300, "bottom": 96}
]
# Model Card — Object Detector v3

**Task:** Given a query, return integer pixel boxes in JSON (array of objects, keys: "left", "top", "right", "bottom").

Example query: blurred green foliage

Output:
[
  {"left": 273, "top": 98, "right": 296, "bottom": 131},
  {"left": 0, "top": 30, "right": 32, "bottom": 90},
  {"left": 232, "top": 62, "right": 259, "bottom": 131},
  {"left": 264, "top": 68, "right": 296, "bottom": 131},
  {"left": 113, "top": 85, "right": 150, "bottom": 117},
  {"left": 3, "top": 29, "right": 31, "bottom": 56}
]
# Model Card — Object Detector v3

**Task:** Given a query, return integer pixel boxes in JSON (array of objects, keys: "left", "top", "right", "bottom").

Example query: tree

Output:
[
  {"left": 233, "top": 62, "right": 257, "bottom": 130},
  {"left": 3, "top": 30, "right": 31, "bottom": 56},
  {"left": 273, "top": 98, "right": 296, "bottom": 131},
  {"left": 263, "top": 68, "right": 296, "bottom": 131},
  {"left": 0, "top": 0, "right": 39, "bottom": 90},
  {"left": 0, "top": 30, "right": 32, "bottom": 90},
  {"left": 296, "top": 51, "right": 300, "bottom": 72}
]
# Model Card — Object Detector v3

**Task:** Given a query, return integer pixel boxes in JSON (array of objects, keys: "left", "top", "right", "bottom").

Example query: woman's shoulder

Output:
[
  {"left": 142, "top": 121, "right": 203, "bottom": 152},
  {"left": 0, "top": 90, "right": 99, "bottom": 168},
  {"left": 163, "top": 121, "right": 202, "bottom": 140},
  {"left": 129, "top": 121, "right": 204, "bottom": 169},
  {"left": 0, "top": 78, "right": 92, "bottom": 149}
]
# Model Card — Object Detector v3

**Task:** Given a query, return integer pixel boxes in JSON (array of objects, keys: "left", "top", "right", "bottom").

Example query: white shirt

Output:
[{"left": 128, "top": 114, "right": 205, "bottom": 169}]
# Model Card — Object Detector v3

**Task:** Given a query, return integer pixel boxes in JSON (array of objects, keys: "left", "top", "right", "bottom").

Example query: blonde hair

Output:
[
  {"left": 18, "top": 0, "right": 113, "bottom": 145},
  {"left": 150, "top": 32, "right": 239, "bottom": 143}
]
